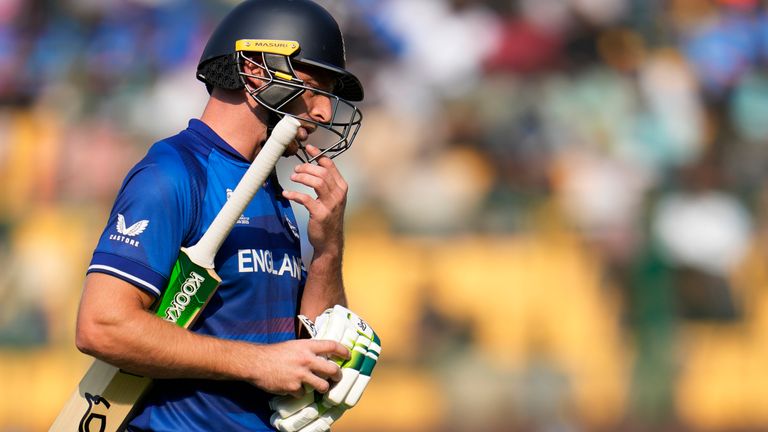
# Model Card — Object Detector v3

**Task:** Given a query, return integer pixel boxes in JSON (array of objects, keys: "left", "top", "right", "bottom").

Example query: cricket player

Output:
[{"left": 74, "top": 0, "right": 363, "bottom": 430}]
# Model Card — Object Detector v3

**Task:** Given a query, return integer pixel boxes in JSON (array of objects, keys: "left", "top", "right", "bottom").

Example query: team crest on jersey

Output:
[
  {"left": 226, "top": 188, "right": 250, "bottom": 225},
  {"left": 285, "top": 216, "right": 299, "bottom": 239},
  {"left": 109, "top": 214, "right": 148, "bottom": 248}
]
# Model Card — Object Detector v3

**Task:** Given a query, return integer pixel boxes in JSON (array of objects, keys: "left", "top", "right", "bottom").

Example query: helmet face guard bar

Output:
[{"left": 235, "top": 40, "right": 362, "bottom": 163}]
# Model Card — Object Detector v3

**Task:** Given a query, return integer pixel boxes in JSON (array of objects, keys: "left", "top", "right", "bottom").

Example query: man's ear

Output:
[{"left": 241, "top": 55, "right": 267, "bottom": 86}]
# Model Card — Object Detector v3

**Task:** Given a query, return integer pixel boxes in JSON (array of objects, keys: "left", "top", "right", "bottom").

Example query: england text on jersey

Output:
[{"left": 237, "top": 249, "right": 303, "bottom": 281}]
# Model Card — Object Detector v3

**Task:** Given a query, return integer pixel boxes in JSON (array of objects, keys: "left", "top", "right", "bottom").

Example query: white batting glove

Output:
[
  {"left": 271, "top": 400, "right": 345, "bottom": 432},
  {"left": 269, "top": 305, "right": 381, "bottom": 432},
  {"left": 315, "top": 305, "right": 381, "bottom": 409}
]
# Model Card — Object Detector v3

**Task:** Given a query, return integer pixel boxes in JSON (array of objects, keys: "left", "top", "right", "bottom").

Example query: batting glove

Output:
[
  {"left": 315, "top": 305, "right": 381, "bottom": 408},
  {"left": 269, "top": 305, "right": 381, "bottom": 432}
]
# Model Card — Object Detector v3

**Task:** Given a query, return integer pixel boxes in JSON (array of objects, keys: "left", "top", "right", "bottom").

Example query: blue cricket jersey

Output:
[{"left": 87, "top": 119, "right": 306, "bottom": 431}]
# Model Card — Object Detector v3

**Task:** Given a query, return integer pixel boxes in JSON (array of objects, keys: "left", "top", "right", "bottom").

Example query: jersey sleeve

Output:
[{"left": 87, "top": 143, "right": 196, "bottom": 298}]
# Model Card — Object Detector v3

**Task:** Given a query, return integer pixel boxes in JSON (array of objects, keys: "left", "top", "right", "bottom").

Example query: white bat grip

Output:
[{"left": 186, "top": 116, "right": 301, "bottom": 268}]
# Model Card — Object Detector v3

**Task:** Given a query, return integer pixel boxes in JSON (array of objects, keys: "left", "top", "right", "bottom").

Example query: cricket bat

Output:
[{"left": 50, "top": 116, "right": 301, "bottom": 432}]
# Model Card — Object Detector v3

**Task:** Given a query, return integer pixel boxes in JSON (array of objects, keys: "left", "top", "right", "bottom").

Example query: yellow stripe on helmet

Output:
[{"left": 235, "top": 39, "right": 300, "bottom": 56}]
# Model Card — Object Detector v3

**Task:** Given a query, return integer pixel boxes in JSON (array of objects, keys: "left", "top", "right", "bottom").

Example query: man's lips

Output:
[
  {"left": 296, "top": 125, "right": 316, "bottom": 142},
  {"left": 296, "top": 127, "right": 308, "bottom": 142}
]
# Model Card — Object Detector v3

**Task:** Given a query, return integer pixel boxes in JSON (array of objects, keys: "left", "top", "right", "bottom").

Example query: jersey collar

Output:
[{"left": 187, "top": 119, "right": 250, "bottom": 163}]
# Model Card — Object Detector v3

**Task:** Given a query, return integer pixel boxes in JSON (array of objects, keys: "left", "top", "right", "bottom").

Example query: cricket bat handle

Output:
[{"left": 188, "top": 116, "right": 300, "bottom": 267}]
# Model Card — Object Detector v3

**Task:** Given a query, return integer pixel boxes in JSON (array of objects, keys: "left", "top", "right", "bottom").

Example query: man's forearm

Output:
[
  {"left": 78, "top": 306, "right": 252, "bottom": 382},
  {"left": 300, "top": 249, "right": 347, "bottom": 319},
  {"left": 77, "top": 302, "right": 352, "bottom": 397}
]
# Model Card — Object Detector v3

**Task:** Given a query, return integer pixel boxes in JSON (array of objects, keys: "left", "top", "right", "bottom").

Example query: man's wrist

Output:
[
  {"left": 218, "top": 340, "right": 260, "bottom": 382},
  {"left": 309, "top": 247, "right": 343, "bottom": 274},
  {"left": 310, "top": 241, "right": 344, "bottom": 260}
]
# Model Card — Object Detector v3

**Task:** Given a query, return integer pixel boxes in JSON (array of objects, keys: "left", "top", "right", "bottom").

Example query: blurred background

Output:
[{"left": 3, "top": 0, "right": 768, "bottom": 430}]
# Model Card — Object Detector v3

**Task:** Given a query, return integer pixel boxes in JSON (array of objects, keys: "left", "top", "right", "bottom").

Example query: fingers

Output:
[
  {"left": 305, "top": 145, "right": 342, "bottom": 180},
  {"left": 310, "top": 339, "right": 350, "bottom": 361},
  {"left": 291, "top": 171, "right": 326, "bottom": 192},
  {"left": 281, "top": 190, "right": 320, "bottom": 214},
  {"left": 289, "top": 168, "right": 347, "bottom": 200},
  {"left": 303, "top": 372, "right": 332, "bottom": 394},
  {"left": 283, "top": 145, "right": 347, "bottom": 252},
  {"left": 309, "top": 355, "right": 343, "bottom": 383},
  {"left": 285, "top": 360, "right": 340, "bottom": 395},
  {"left": 282, "top": 170, "right": 343, "bottom": 216},
  {"left": 258, "top": 339, "right": 350, "bottom": 397},
  {"left": 291, "top": 145, "right": 348, "bottom": 194},
  {"left": 304, "top": 144, "right": 331, "bottom": 166},
  {"left": 300, "top": 145, "right": 347, "bottom": 181},
  {"left": 301, "top": 341, "right": 347, "bottom": 393}
]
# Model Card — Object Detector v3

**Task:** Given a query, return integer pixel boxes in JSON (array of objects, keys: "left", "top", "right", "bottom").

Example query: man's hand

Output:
[
  {"left": 282, "top": 144, "right": 348, "bottom": 255},
  {"left": 243, "top": 339, "right": 348, "bottom": 398}
]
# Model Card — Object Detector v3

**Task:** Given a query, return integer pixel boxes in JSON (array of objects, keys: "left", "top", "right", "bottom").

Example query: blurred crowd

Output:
[{"left": 4, "top": 0, "right": 768, "bottom": 431}]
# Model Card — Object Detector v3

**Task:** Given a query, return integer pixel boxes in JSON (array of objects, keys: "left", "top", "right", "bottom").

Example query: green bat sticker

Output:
[{"left": 155, "top": 250, "right": 221, "bottom": 329}]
